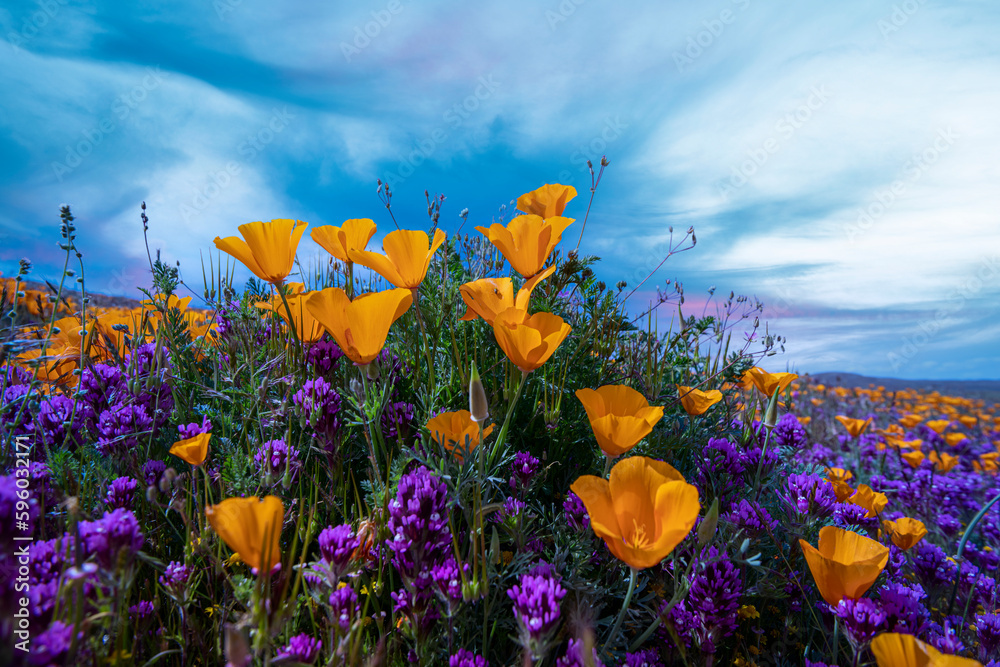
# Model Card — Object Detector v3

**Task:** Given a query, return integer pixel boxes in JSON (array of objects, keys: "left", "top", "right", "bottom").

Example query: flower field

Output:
[{"left": 2, "top": 184, "right": 999, "bottom": 666}]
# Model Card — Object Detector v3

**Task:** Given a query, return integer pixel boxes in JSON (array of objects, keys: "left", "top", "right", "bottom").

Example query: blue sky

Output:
[{"left": 2, "top": 0, "right": 998, "bottom": 380}]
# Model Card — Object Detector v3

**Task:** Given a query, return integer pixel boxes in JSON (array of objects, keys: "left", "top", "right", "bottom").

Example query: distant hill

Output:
[{"left": 808, "top": 372, "right": 1000, "bottom": 403}]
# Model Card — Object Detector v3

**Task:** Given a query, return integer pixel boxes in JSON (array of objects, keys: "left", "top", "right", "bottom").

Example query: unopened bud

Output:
[
  {"left": 350, "top": 378, "right": 364, "bottom": 403},
  {"left": 469, "top": 361, "right": 489, "bottom": 422},
  {"left": 697, "top": 498, "right": 719, "bottom": 546},
  {"left": 366, "top": 360, "right": 380, "bottom": 382}
]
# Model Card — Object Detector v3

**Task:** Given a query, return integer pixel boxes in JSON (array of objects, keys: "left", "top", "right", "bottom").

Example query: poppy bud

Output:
[
  {"left": 698, "top": 498, "right": 720, "bottom": 546},
  {"left": 366, "top": 359, "right": 380, "bottom": 382},
  {"left": 350, "top": 378, "right": 364, "bottom": 403},
  {"left": 469, "top": 361, "right": 489, "bottom": 422}
]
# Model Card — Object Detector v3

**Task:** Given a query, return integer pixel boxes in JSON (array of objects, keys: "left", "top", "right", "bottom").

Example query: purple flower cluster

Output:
[
  {"left": 143, "top": 460, "right": 167, "bottom": 487},
  {"left": 555, "top": 638, "right": 604, "bottom": 667},
  {"left": 781, "top": 473, "right": 836, "bottom": 517},
  {"left": 509, "top": 451, "right": 541, "bottom": 493},
  {"left": 159, "top": 561, "right": 190, "bottom": 594},
  {"left": 105, "top": 476, "right": 137, "bottom": 509},
  {"left": 78, "top": 508, "right": 144, "bottom": 570},
  {"left": 382, "top": 400, "right": 416, "bottom": 441},
  {"left": 832, "top": 597, "right": 885, "bottom": 648},
  {"left": 79, "top": 363, "right": 127, "bottom": 421},
  {"left": 668, "top": 546, "right": 743, "bottom": 654},
  {"left": 275, "top": 633, "right": 322, "bottom": 664},
  {"left": 449, "top": 648, "right": 488, "bottom": 667},
  {"left": 292, "top": 377, "right": 342, "bottom": 450},
  {"left": 178, "top": 415, "right": 212, "bottom": 439},
  {"left": 313, "top": 524, "right": 359, "bottom": 585},
  {"left": 623, "top": 649, "right": 664, "bottom": 667},
  {"left": 491, "top": 496, "right": 526, "bottom": 525},
  {"left": 35, "top": 395, "right": 87, "bottom": 449},
  {"left": 306, "top": 340, "right": 343, "bottom": 374},
  {"left": 507, "top": 569, "right": 566, "bottom": 655},
  {"left": 431, "top": 557, "right": 468, "bottom": 614},
  {"left": 328, "top": 585, "right": 359, "bottom": 632},
  {"left": 126, "top": 342, "right": 174, "bottom": 428},
  {"left": 96, "top": 403, "right": 153, "bottom": 456},
  {"left": 771, "top": 413, "right": 809, "bottom": 449},
  {"left": 254, "top": 438, "right": 302, "bottom": 485},
  {"left": 976, "top": 613, "right": 1000, "bottom": 662},
  {"left": 722, "top": 499, "right": 777, "bottom": 536},
  {"left": 386, "top": 466, "right": 452, "bottom": 588},
  {"left": 563, "top": 492, "right": 589, "bottom": 531},
  {"left": 878, "top": 581, "right": 929, "bottom": 635}
]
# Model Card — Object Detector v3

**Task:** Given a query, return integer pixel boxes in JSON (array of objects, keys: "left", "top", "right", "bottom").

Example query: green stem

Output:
[
  {"left": 602, "top": 567, "right": 638, "bottom": 659},
  {"left": 489, "top": 369, "right": 528, "bottom": 468}
]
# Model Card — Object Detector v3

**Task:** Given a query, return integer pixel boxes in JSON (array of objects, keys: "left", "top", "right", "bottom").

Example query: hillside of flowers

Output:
[{"left": 1, "top": 183, "right": 999, "bottom": 666}]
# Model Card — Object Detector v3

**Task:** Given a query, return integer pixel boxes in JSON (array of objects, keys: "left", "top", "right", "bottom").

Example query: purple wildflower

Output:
[
  {"left": 563, "top": 492, "right": 590, "bottom": 531},
  {"left": 254, "top": 439, "right": 302, "bottom": 486},
  {"left": 142, "top": 460, "right": 167, "bottom": 487},
  {"left": 275, "top": 634, "right": 322, "bottom": 664},
  {"left": 449, "top": 648, "right": 488, "bottom": 667},
  {"left": 668, "top": 546, "right": 743, "bottom": 654},
  {"left": 159, "top": 560, "right": 190, "bottom": 594},
  {"left": 292, "top": 377, "right": 342, "bottom": 450},
  {"left": 307, "top": 340, "right": 343, "bottom": 374},
  {"left": 315, "top": 524, "right": 359, "bottom": 583},
  {"left": 386, "top": 466, "right": 452, "bottom": 589},
  {"left": 96, "top": 403, "right": 153, "bottom": 455},
  {"left": 105, "top": 476, "right": 138, "bottom": 509},
  {"left": 509, "top": 451, "right": 541, "bottom": 493},
  {"left": 878, "top": 581, "right": 929, "bottom": 635},
  {"left": 623, "top": 648, "right": 664, "bottom": 667},
  {"left": 382, "top": 400, "right": 415, "bottom": 441},
  {"left": 722, "top": 499, "right": 777, "bottom": 536},
  {"left": 832, "top": 597, "right": 885, "bottom": 648},
  {"left": 178, "top": 416, "right": 212, "bottom": 439},
  {"left": 78, "top": 508, "right": 144, "bottom": 570},
  {"left": 328, "top": 585, "right": 359, "bottom": 632},
  {"left": 555, "top": 638, "right": 604, "bottom": 667},
  {"left": 782, "top": 473, "right": 837, "bottom": 517},
  {"left": 30, "top": 620, "right": 77, "bottom": 667},
  {"left": 508, "top": 570, "right": 566, "bottom": 657}
]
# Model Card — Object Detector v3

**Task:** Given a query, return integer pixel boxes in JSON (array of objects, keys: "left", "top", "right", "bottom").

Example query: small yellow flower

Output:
[{"left": 739, "top": 604, "right": 760, "bottom": 619}]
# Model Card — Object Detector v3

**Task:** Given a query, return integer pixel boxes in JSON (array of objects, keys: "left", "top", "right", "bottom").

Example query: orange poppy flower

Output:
[
  {"left": 459, "top": 266, "right": 555, "bottom": 325},
  {"left": 798, "top": 416, "right": 812, "bottom": 426},
  {"left": 881, "top": 517, "right": 927, "bottom": 551},
  {"left": 169, "top": 432, "right": 210, "bottom": 466},
  {"left": 426, "top": 410, "right": 495, "bottom": 462},
  {"left": 898, "top": 414, "right": 923, "bottom": 429},
  {"left": 848, "top": 484, "right": 888, "bottom": 517},
  {"left": 824, "top": 468, "right": 853, "bottom": 484},
  {"left": 745, "top": 367, "right": 798, "bottom": 397},
  {"left": 311, "top": 219, "right": 377, "bottom": 264},
  {"left": 214, "top": 219, "right": 308, "bottom": 285},
  {"left": 831, "top": 480, "right": 855, "bottom": 503},
  {"left": 305, "top": 288, "right": 413, "bottom": 365},
  {"left": 871, "top": 632, "right": 983, "bottom": 667},
  {"left": 943, "top": 432, "right": 968, "bottom": 447},
  {"left": 575, "top": 385, "right": 665, "bottom": 458},
  {"left": 902, "top": 451, "right": 926, "bottom": 469},
  {"left": 957, "top": 415, "right": 977, "bottom": 429},
  {"left": 349, "top": 228, "right": 446, "bottom": 290},
  {"left": 928, "top": 451, "right": 959, "bottom": 473},
  {"left": 799, "top": 526, "right": 889, "bottom": 606},
  {"left": 925, "top": 419, "right": 951, "bottom": 434},
  {"left": 206, "top": 496, "right": 284, "bottom": 573},
  {"left": 516, "top": 183, "right": 578, "bottom": 218},
  {"left": 492, "top": 307, "right": 571, "bottom": 373},
  {"left": 475, "top": 215, "right": 574, "bottom": 279},
  {"left": 835, "top": 416, "right": 872, "bottom": 438},
  {"left": 570, "top": 456, "right": 700, "bottom": 570},
  {"left": 675, "top": 385, "right": 723, "bottom": 416},
  {"left": 257, "top": 292, "right": 326, "bottom": 344}
]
